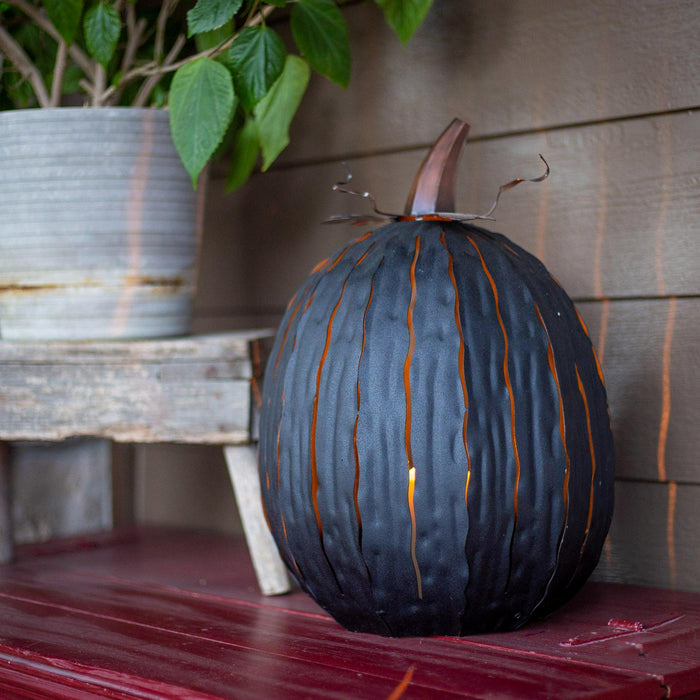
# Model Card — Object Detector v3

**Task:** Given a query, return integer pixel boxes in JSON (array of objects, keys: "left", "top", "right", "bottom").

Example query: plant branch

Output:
[
  {"left": 132, "top": 32, "right": 186, "bottom": 107},
  {"left": 0, "top": 23, "right": 50, "bottom": 106},
  {"left": 155, "top": 0, "right": 179, "bottom": 64},
  {"left": 112, "top": 2, "right": 277, "bottom": 89},
  {"left": 245, "top": 0, "right": 261, "bottom": 27},
  {"left": 94, "top": 64, "right": 107, "bottom": 106},
  {"left": 106, "top": 5, "right": 148, "bottom": 105},
  {"left": 50, "top": 39, "right": 67, "bottom": 107},
  {"left": 120, "top": 4, "right": 146, "bottom": 75},
  {"left": 81, "top": 64, "right": 108, "bottom": 106},
  {"left": 5, "top": 0, "right": 95, "bottom": 81}
]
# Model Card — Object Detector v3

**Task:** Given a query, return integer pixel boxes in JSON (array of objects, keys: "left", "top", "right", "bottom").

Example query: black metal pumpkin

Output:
[{"left": 258, "top": 120, "right": 614, "bottom": 637}]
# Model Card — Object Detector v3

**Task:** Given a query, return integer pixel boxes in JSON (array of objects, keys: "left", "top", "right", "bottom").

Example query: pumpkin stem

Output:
[{"left": 404, "top": 119, "right": 470, "bottom": 216}]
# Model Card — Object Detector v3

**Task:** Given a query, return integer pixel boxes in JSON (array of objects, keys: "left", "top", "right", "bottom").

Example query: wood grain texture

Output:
[
  {"left": 198, "top": 111, "right": 700, "bottom": 316},
  {"left": 280, "top": 0, "right": 700, "bottom": 163},
  {"left": 224, "top": 445, "right": 291, "bottom": 595},
  {"left": 3, "top": 528, "right": 700, "bottom": 697},
  {"left": 11, "top": 439, "right": 112, "bottom": 545},
  {"left": 578, "top": 298, "right": 699, "bottom": 485},
  {"left": 0, "top": 332, "right": 272, "bottom": 443},
  {"left": 593, "top": 481, "right": 700, "bottom": 593}
]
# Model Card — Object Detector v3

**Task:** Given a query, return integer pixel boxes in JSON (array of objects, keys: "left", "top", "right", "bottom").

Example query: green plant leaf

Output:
[
  {"left": 226, "top": 117, "right": 260, "bottom": 191},
  {"left": 194, "top": 21, "right": 234, "bottom": 53},
  {"left": 83, "top": 1, "right": 121, "bottom": 68},
  {"left": 375, "top": 0, "right": 433, "bottom": 43},
  {"left": 187, "top": 0, "right": 243, "bottom": 37},
  {"left": 169, "top": 57, "right": 236, "bottom": 186},
  {"left": 290, "top": 0, "right": 350, "bottom": 87},
  {"left": 227, "top": 26, "right": 286, "bottom": 113},
  {"left": 44, "top": 0, "right": 84, "bottom": 45},
  {"left": 254, "top": 55, "right": 310, "bottom": 170}
]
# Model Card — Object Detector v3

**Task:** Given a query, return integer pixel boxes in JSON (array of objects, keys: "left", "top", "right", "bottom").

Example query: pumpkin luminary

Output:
[{"left": 258, "top": 119, "right": 614, "bottom": 637}]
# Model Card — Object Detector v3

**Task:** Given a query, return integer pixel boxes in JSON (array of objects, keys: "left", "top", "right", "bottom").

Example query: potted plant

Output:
[{"left": 0, "top": 0, "right": 432, "bottom": 340}]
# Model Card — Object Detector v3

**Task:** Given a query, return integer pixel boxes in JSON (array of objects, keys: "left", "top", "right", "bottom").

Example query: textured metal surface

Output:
[
  {"left": 0, "top": 108, "right": 201, "bottom": 340},
  {"left": 259, "top": 221, "right": 615, "bottom": 637}
]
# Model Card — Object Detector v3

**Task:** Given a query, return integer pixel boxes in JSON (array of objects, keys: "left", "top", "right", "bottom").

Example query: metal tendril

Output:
[
  {"left": 325, "top": 164, "right": 396, "bottom": 225},
  {"left": 479, "top": 154, "right": 550, "bottom": 220},
  {"left": 323, "top": 155, "right": 550, "bottom": 227}
]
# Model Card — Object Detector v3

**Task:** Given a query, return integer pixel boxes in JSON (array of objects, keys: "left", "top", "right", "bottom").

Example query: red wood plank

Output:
[
  {"left": 1, "top": 529, "right": 697, "bottom": 699},
  {"left": 0, "top": 598, "right": 459, "bottom": 700},
  {"left": 452, "top": 583, "right": 700, "bottom": 697},
  {"left": 0, "top": 573, "right": 661, "bottom": 700}
]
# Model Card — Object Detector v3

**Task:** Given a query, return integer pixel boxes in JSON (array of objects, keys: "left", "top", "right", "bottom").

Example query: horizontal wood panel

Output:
[
  {"left": 199, "top": 111, "right": 699, "bottom": 314},
  {"left": 0, "top": 332, "right": 277, "bottom": 443},
  {"left": 280, "top": 0, "right": 700, "bottom": 163},
  {"left": 0, "top": 331, "right": 265, "bottom": 365},
  {"left": 593, "top": 480, "right": 700, "bottom": 593},
  {"left": 0, "top": 365, "right": 249, "bottom": 443},
  {"left": 578, "top": 297, "right": 699, "bottom": 485}
]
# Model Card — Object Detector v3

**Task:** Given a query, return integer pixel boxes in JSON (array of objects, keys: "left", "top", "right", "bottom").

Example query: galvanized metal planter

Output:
[{"left": 0, "top": 108, "right": 204, "bottom": 340}]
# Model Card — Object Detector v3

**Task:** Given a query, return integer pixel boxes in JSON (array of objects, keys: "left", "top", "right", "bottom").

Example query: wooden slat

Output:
[
  {"left": 0, "top": 600, "right": 461, "bottom": 700},
  {"left": 224, "top": 445, "right": 291, "bottom": 595},
  {"left": 593, "top": 481, "right": 700, "bottom": 595},
  {"left": 279, "top": 0, "right": 700, "bottom": 163},
  {"left": 0, "top": 331, "right": 268, "bottom": 364},
  {"left": 578, "top": 298, "right": 699, "bottom": 485},
  {"left": 1, "top": 529, "right": 688, "bottom": 699},
  {"left": 0, "top": 332, "right": 273, "bottom": 443},
  {"left": 0, "top": 584, "right": 663, "bottom": 700},
  {"left": 198, "top": 111, "right": 700, "bottom": 316}
]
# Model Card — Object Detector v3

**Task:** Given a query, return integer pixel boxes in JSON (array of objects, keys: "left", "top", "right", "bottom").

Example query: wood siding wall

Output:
[{"left": 136, "top": 0, "right": 700, "bottom": 592}]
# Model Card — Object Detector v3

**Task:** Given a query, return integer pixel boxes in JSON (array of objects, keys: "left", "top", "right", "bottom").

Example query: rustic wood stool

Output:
[{"left": 0, "top": 331, "right": 291, "bottom": 595}]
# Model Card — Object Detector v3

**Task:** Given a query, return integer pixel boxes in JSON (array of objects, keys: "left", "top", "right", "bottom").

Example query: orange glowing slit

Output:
[
  {"left": 575, "top": 307, "right": 606, "bottom": 384},
  {"left": 276, "top": 390, "right": 285, "bottom": 488},
  {"left": 281, "top": 512, "right": 305, "bottom": 582},
  {"left": 274, "top": 295, "right": 303, "bottom": 377},
  {"left": 353, "top": 275, "right": 375, "bottom": 549},
  {"left": 575, "top": 364, "right": 596, "bottom": 557},
  {"left": 404, "top": 236, "right": 423, "bottom": 599},
  {"left": 310, "top": 277, "right": 350, "bottom": 589},
  {"left": 533, "top": 303, "right": 572, "bottom": 596},
  {"left": 311, "top": 258, "right": 329, "bottom": 274},
  {"left": 440, "top": 231, "right": 471, "bottom": 505},
  {"left": 574, "top": 308, "right": 590, "bottom": 336},
  {"left": 469, "top": 237, "right": 522, "bottom": 527},
  {"left": 303, "top": 293, "right": 315, "bottom": 312},
  {"left": 534, "top": 305, "right": 570, "bottom": 514},
  {"left": 261, "top": 496, "right": 271, "bottom": 530}
]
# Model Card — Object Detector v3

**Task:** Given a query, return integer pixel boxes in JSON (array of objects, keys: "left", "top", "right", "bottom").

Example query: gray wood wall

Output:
[{"left": 135, "top": 0, "right": 700, "bottom": 592}]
